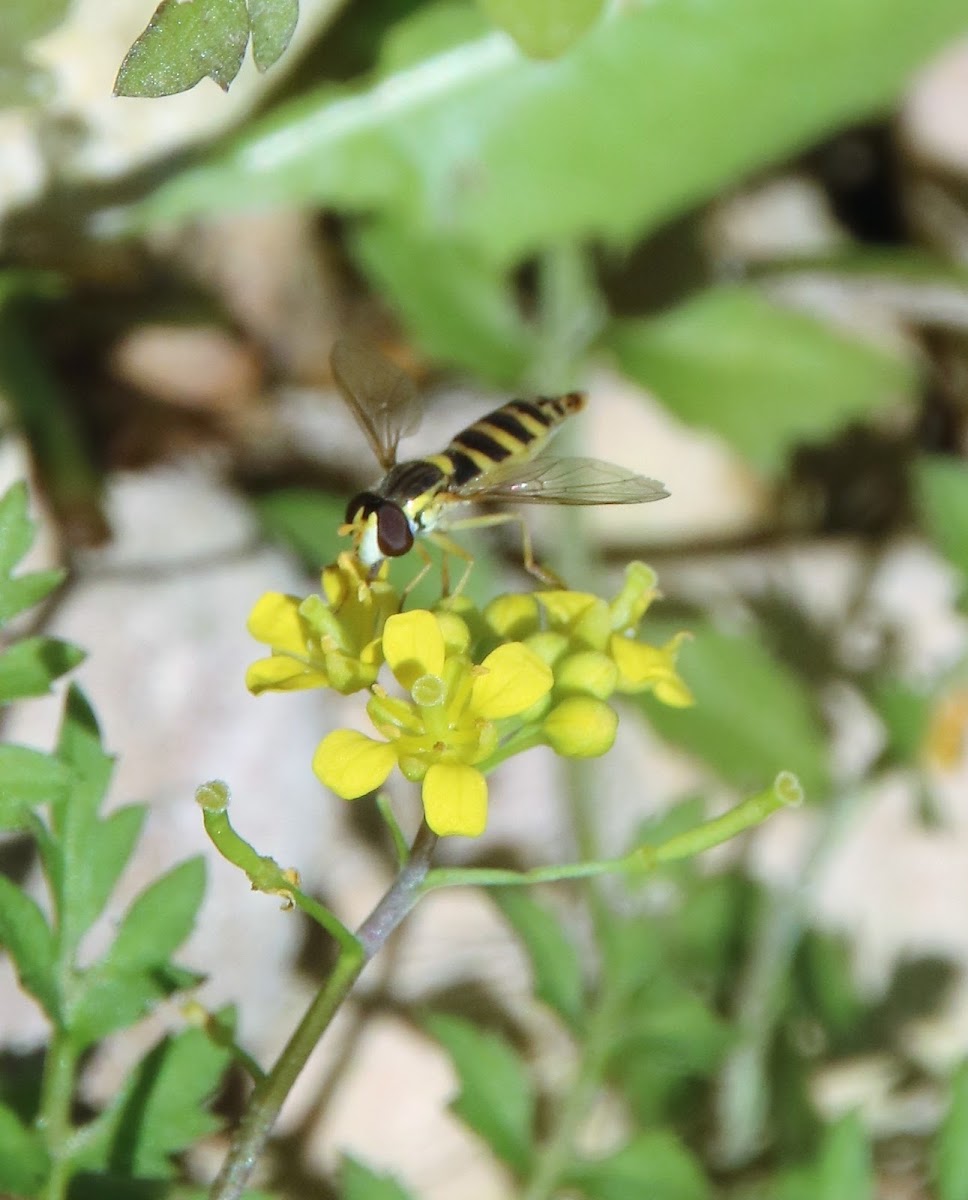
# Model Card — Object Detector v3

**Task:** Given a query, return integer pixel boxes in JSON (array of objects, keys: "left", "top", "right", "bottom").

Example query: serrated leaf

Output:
[
  {"left": 0, "top": 875, "right": 58, "bottom": 1018},
  {"left": 936, "top": 1062, "right": 968, "bottom": 1200},
  {"left": 349, "top": 218, "right": 535, "bottom": 384},
  {"left": 342, "top": 1155, "right": 417, "bottom": 1200},
  {"left": 0, "top": 744, "right": 70, "bottom": 830},
  {"left": 610, "top": 286, "right": 916, "bottom": 475},
  {"left": 916, "top": 457, "right": 968, "bottom": 596},
  {"left": 107, "top": 857, "right": 205, "bottom": 972},
  {"left": 494, "top": 890, "right": 584, "bottom": 1027},
  {"left": 479, "top": 0, "right": 605, "bottom": 58},
  {"left": 53, "top": 686, "right": 115, "bottom": 950},
  {"left": 0, "top": 1101, "right": 49, "bottom": 1194},
  {"left": 0, "top": 481, "right": 33, "bottom": 579},
  {"left": 565, "top": 1130, "right": 710, "bottom": 1200},
  {"left": 114, "top": 0, "right": 250, "bottom": 97},
  {"left": 248, "top": 0, "right": 298, "bottom": 71},
  {"left": 131, "top": 0, "right": 968, "bottom": 266},
  {"left": 426, "top": 1013, "right": 534, "bottom": 1174},
  {"left": 69, "top": 962, "right": 195, "bottom": 1048},
  {"left": 77, "top": 805, "right": 148, "bottom": 935},
  {"left": 638, "top": 625, "right": 830, "bottom": 800},
  {"left": 73, "top": 1027, "right": 230, "bottom": 1176},
  {"left": 0, "top": 636, "right": 85, "bottom": 703}
]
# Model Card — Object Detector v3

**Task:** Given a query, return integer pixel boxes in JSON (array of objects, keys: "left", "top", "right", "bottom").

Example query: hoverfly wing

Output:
[
  {"left": 330, "top": 340, "right": 422, "bottom": 471},
  {"left": 451, "top": 456, "right": 669, "bottom": 506}
]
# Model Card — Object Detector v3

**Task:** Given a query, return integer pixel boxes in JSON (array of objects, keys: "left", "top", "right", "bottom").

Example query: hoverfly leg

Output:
[
  {"left": 426, "top": 531, "right": 475, "bottom": 602},
  {"left": 401, "top": 542, "right": 435, "bottom": 600},
  {"left": 440, "top": 511, "right": 566, "bottom": 590}
]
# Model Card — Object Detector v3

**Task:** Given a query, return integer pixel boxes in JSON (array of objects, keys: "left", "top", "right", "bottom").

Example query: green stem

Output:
[
  {"left": 209, "top": 822, "right": 439, "bottom": 1200},
  {"left": 36, "top": 1030, "right": 78, "bottom": 1200}
]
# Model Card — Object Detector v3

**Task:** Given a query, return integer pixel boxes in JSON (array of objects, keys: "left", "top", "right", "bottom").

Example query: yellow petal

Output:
[
  {"left": 422, "top": 763, "right": 488, "bottom": 837},
  {"left": 544, "top": 696, "right": 618, "bottom": 757},
  {"left": 536, "top": 590, "right": 598, "bottom": 627},
  {"left": 611, "top": 632, "right": 694, "bottom": 707},
  {"left": 435, "top": 610, "right": 471, "bottom": 656},
  {"left": 313, "top": 730, "right": 396, "bottom": 799},
  {"left": 247, "top": 593, "right": 306, "bottom": 655},
  {"left": 471, "top": 643, "right": 553, "bottom": 719},
  {"left": 383, "top": 610, "right": 445, "bottom": 689},
  {"left": 609, "top": 561, "right": 659, "bottom": 632},
  {"left": 245, "top": 656, "right": 328, "bottom": 694}
]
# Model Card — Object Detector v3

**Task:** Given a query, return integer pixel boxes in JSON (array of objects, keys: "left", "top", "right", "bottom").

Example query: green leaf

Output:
[
  {"left": 0, "top": 875, "right": 58, "bottom": 1018},
  {"left": 0, "top": 569, "right": 65, "bottom": 627},
  {"left": 342, "top": 1155, "right": 418, "bottom": 1200},
  {"left": 0, "top": 744, "right": 70, "bottom": 830},
  {"left": 610, "top": 287, "right": 916, "bottom": 475},
  {"left": 565, "top": 1130, "right": 710, "bottom": 1200},
  {"left": 0, "top": 1101, "right": 49, "bottom": 1194},
  {"left": 814, "top": 1113, "right": 873, "bottom": 1200},
  {"left": 73, "top": 1027, "right": 230, "bottom": 1176},
  {"left": 247, "top": 0, "right": 298, "bottom": 71},
  {"left": 114, "top": 0, "right": 250, "bottom": 97},
  {"left": 70, "top": 962, "right": 196, "bottom": 1048},
  {"left": 0, "top": 636, "right": 85, "bottom": 703},
  {"left": 254, "top": 489, "right": 348, "bottom": 569},
  {"left": 868, "top": 676, "right": 934, "bottom": 766},
  {"left": 638, "top": 625, "right": 830, "bottom": 799},
  {"left": 78, "top": 805, "right": 149, "bottom": 936},
  {"left": 494, "top": 890, "right": 584, "bottom": 1027},
  {"left": 349, "top": 218, "right": 535, "bottom": 384},
  {"left": 916, "top": 457, "right": 968, "bottom": 597},
  {"left": 425, "top": 1013, "right": 534, "bottom": 1174},
  {"left": 131, "top": 0, "right": 968, "bottom": 265},
  {"left": 935, "top": 1062, "right": 968, "bottom": 1200},
  {"left": 3, "top": 0, "right": 73, "bottom": 46},
  {"left": 478, "top": 0, "right": 605, "bottom": 58},
  {"left": 0, "top": 481, "right": 33, "bottom": 580},
  {"left": 53, "top": 686, "right": 116, "bottom": 949},
  {"left": 107, "top": 857, "right": 206, "bottom": 972},
  {"left": 797, "top": 932, "right": 867, "bottom": 1043}
]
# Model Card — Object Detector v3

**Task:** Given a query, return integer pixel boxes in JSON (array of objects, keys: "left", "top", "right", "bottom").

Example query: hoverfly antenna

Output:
[{"left": 345, "top": 491, "right": 383, "bottom": 526}]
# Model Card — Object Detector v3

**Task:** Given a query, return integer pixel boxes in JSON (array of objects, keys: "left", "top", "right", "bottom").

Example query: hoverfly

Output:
[{"left": 333, "top": 341, "right": 668, "bottom": 593}]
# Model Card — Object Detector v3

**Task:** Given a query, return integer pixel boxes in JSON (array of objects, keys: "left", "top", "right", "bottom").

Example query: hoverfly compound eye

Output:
[
  {"left": 376, "top": 503, "right": 414, "bottom": 557},
  {"left": 345, "top": 491, "right": 382, "bottom": 525}
]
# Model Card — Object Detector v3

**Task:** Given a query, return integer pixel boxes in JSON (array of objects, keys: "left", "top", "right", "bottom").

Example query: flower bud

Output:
[
  {"left": 556, "top": 650, "right": 619, "bottom": 699},
  {"left": 543, "top": 696, "right": 618, "bottom": 758}
]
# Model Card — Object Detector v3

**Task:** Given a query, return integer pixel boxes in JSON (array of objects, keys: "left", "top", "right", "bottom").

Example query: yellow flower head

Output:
[
  {"left": 314, "top": 609, "right": 553, "bottom": 838},
  {"left": 246, "top": 552, "right": 400, "bottom": 696}
]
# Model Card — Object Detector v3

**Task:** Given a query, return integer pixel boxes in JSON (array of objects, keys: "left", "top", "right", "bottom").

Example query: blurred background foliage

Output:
[{"left": 2, "top": 0, "right": 968, "bottom": 1197}]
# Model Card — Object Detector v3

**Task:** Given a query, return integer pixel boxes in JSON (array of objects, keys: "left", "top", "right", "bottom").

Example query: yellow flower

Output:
[
  {"left": 246, "top": 552, "right": 399, "bottom": 696},
  {"left": 314, "top": 610, "right": 553, "bottom": 837},
  {"left": 611, "top": 631, "right": 694, "bottom": 706}
]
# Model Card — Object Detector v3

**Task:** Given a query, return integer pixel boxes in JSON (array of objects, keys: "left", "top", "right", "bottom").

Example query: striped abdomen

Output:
[{"left": 432, "top": 393, "right": 586, "bottom": 489}]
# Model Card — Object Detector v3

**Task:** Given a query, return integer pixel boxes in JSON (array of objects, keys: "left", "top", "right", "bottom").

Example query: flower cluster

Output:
[{"left": 247, "top": 559, "right": 692, "bottom": 838}]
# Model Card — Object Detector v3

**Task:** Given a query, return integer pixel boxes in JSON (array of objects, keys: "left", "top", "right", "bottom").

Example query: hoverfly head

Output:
[{"left": 342, "top": 492, "right": 414, "bottom": 566}]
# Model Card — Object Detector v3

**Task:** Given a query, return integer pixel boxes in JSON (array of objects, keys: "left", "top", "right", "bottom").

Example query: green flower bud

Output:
[
  {"left": 556, "top": 650, "right": 619, "bottom": 699},
  {"left": 543, "top": 696, "right": 617, "bottom": 758}
]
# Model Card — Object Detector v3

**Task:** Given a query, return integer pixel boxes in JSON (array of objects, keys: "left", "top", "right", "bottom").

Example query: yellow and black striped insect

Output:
[{"left": 333, "top": 341, "right": 668, "bottom": 591}]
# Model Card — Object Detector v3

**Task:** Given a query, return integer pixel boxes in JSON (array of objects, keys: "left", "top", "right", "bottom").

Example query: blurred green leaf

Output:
[
  {"left": 637, "top": 625, "right": 830, "bottom": 799},
  {"left": 74, "top": 1028, "right": 230, "bottom": 1177},
  {"left": 868, "top": 676, "right": 934, "bottom": 766},
  {"left": 814, "top": 1113, "right": 873, "bottom": 1200},
  {"left": 0, "top": 481, "right": 65, "bottom": 628},
  {"left": 349, "top": 218, "right": 535, "bottom": 384},
  {"left": 0, "top": 745, "right": 70, "bottom": 831},
  {"left": 936, "top": 1061, "right": 968, "bottom": 1200},
  {"left": 70, "top": 962, "right": 198, "bottom": 1049},
  {"left": 426, "top": 1013, "right": 534, "bottom": 1174},
  {"left": 254, "top": 488, "right": 347, "bottom": 568},
  {"left": 132, "top": 0, "right": 968, "bottom": 264},
  {"left": 479, "top": 0, "right": 604, "bottom": 58},
  {"left": 114, "top": 0, "right": 249, "bottom": 97},
  {"left": 248, "top": 0, "right": 299, "bottom": 71},
  {"left": 0, "top": 1102, "right": 49, "bottom": 1195},
  {"left": 916, "top": 457, "right": 968, "bottom": 603},
  {"left": 796, "top": 932, "right": 867, "bottom": 1044},
  {"left": 4, "top": 0, "right": 72, "bottom": 45},
  {"left": 610, "top": 286, "right": 916, "bottom": 474},
  {"left": 106, "top": 857, "right": 205, "bottom": 973},
  {"left": 0, "top": 876, "right": 58, "bottom": 1018},
  {"left": 0, "top": 636, "right": 85, "bottom": 703},
  {"left": 565, "top": 1130, "right": 710, "bottom": 1200},
  {"left": 342, "top": 1156, "right": 417, "bottom": 1200},
  {"left": 494, "top": 889, "right": 584, "bottom": 1027}
]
